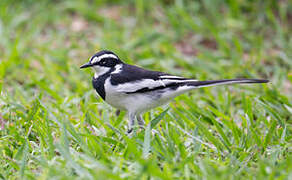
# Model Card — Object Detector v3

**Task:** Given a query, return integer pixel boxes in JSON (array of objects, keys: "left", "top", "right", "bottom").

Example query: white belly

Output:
[
  {"left": 103, "top": 79, "right": 195, "bottom": 113},
  {"left": 105, "top": 92, "right": 169, "bottom": 113}
]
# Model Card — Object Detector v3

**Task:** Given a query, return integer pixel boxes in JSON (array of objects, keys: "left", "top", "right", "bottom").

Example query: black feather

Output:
[
  {"left": 110, "top": 64, "right": 169, "bottom": 85},
  {"left": 92, "top": 69, "right": 115, "bottom": 100},
  {"left": 186, "top": 79, "right": 269, "bottom": 87}
]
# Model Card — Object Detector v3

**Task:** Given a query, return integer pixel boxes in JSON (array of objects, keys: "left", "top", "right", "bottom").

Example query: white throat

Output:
[{"left": 93, "top": 66, "right": 111, "bottom": 78}]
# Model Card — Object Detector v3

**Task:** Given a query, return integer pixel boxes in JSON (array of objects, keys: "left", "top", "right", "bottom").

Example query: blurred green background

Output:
[{"left": 0, "top": 0, "right": 291, "bottom": 179}]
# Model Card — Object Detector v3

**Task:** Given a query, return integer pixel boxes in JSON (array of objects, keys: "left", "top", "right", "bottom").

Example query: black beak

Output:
[{"left": 80, "top": 62, "right": 92, "bottom": 69}]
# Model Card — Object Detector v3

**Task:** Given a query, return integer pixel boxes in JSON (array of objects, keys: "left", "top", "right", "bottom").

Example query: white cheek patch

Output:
[{"left": 90, "top": 54, "right": 118, "bottom": 64}]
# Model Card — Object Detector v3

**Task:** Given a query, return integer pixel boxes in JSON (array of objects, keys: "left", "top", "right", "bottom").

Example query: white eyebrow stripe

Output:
[
  {"left": 91, "top": 57, "right": 99, "bottom": 64},
  {"left": 91, "top": 54, "right": 118, "bottom": 64}
]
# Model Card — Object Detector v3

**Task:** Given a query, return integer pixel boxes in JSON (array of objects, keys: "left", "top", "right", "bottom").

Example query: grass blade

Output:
[
  {"left": 150, "top": 108, "right": 169, "bottom": 129},
  {"left": 263, "top": 119, "right": 277, "bottom": 150},
  {"left": 187, "top": 112, "right": 224, "bottom": 152}
]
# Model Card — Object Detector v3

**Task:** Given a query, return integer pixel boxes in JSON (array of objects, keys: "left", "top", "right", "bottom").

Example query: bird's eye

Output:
[{"left": 100, "top": 60, "right": 106, "bottom": 65}]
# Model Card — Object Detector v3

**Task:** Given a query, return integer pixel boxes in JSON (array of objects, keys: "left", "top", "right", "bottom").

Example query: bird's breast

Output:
[{"left": 103, "top": 78, "right": 128, "bottom": 110}]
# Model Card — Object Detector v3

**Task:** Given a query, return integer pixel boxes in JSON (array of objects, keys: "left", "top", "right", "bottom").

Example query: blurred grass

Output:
[{"left": 0, "top": 0, "right": 291, "bottom": 179}]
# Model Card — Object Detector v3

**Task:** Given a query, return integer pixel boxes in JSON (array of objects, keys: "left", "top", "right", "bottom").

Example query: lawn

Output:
[{"left": 0, "top": 0, "right": 291, "bottom": 179}]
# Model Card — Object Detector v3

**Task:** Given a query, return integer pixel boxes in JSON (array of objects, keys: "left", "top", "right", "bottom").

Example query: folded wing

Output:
[{"left": 113, "top": 75, "right": 197, "bottom": 93}]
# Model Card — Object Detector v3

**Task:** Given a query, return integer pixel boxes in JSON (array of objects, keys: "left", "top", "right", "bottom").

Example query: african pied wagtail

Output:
[{"left": 80, "top": 50, "right": 269, "bottom": 133}]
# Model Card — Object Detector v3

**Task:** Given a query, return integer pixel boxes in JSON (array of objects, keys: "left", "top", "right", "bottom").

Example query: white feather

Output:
[
  {"left": 160, "top": 75, "right": 197, "bottom": 80},
  {"left": 91, "top": 54, "right": 118, "bottom": 64},
  {"left": 93, "top": 66, "right": 111, "bottom": 78},
  {"left": 115, "top": 78, "right": 198, "bottom": 93},
  {"left": 111, "top": 64, "right": 123, "bottom": 74},
  {"left": 116, "top": 79, "right": 160, "bottom": 92}
]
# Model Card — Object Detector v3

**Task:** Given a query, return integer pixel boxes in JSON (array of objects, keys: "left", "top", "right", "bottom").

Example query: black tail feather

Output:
[{"left": 187, "top": 78, "right": 269, "bottom": 88}]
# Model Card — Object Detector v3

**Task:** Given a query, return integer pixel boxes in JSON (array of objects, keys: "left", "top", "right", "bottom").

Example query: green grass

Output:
[{"left": 0, "top": 0, "right": 291, "bottom": 179}]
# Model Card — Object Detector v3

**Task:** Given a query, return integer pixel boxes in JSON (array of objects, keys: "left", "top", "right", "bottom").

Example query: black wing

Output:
[
  {"left": 110, "top": 64, "right": 196, "bottom": 93},
  {"left": 110, "top": 64, "right": 168, "bottom": 85}
]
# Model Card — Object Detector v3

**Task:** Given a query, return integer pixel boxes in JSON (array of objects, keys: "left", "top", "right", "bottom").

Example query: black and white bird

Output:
[{"left": 80, "top": 50, "right": 268, "bottom": 133}]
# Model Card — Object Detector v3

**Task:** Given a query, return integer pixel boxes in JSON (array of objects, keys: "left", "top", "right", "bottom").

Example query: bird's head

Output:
[{"left": 80, "top": 50, "right": 123, "bottom": 76}]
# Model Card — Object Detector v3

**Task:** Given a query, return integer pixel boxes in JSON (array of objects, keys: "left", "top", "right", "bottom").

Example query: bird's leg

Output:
[
  {"left": 137, "top": 114, "right": 145, "bottom": 129},
  {"left": 115, "top": 109, "right": 120, "bottom": 116},
  {"left": 127, "top": 112, "right": 136, "bottom": 134}
]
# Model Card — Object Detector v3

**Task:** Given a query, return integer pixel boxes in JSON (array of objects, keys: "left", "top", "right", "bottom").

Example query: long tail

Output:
[{"left": 187, "top": 78, "right": 269, "bottom": 88}]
